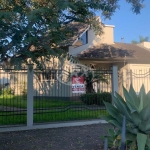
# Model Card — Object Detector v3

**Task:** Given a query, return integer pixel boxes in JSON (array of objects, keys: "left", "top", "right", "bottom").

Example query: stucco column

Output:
[
  {"left": 27, "top": 64, "right": 33, "bottom": 127},
  {"left": 112, "top": 66, "right": 118, "bottom": 97}
]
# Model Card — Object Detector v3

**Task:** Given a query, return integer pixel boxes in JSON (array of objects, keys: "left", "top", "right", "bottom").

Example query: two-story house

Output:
[
  {"left": 1, "top": 16, "right": 150, "bottom": 97},
  {"left": 67, "top": 17, "right": 150, "bottom": 95}
]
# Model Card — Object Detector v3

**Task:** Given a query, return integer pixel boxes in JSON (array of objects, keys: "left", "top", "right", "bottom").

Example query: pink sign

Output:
[{"left": 72, "top": 76, "right": 85, "bottom": 93}]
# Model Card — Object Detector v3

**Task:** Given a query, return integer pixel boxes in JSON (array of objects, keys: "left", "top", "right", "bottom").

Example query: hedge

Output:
[{"left": 80, "top": 92, "right": 112, "bottom": 106}]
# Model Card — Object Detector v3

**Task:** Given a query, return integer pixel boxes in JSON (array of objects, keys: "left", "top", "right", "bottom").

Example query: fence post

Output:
[
  {"left": 27, "top": 64, "right": 33, "bottom": 127},
  {"left": 112, "top": 66, "right": 118, "bottom": 99},
  {"left": 130, "top": 69, "right": 132, "bottom": 85}
]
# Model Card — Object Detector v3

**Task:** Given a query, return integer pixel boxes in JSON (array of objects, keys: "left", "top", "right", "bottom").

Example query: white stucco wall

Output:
[{"left": 138, "top": 42, "right": 150, "bottom": 49}]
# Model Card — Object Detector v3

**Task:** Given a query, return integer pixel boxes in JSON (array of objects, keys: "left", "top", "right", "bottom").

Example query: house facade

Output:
[
  {"left": 67, "top": 17, "right": 150, "bottom": 95},
  {"left": 1, "top": 17, "right": 150, "bottom": 97}
]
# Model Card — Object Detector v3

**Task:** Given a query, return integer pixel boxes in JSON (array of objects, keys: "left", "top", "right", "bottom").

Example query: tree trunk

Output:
[{"left": 86, "top": 81, "right": 95, "bottom": 93}]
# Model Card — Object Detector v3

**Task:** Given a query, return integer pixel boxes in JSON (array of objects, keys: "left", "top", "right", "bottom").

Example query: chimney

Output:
[{"left": 121, "top": 37, "right": 124, "bottom": 43}]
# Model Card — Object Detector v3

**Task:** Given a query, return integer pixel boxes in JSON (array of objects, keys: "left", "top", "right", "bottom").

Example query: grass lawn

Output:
[
  {"left": 0, "top": 95, "right": 84, "bottom": 108},
  {"left": 0, "top": 95, "right": 108, "bottom": 126},
  {"left": 0, "top": 110, "right": 108, "bottom": 126}
]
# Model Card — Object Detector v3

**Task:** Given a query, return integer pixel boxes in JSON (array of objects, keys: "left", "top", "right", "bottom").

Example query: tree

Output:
[
  {"left": 0, "top": 0, "right": 145, "bottom": 68},
  {"left": 74, "top": 69, "right": 108, "bottom": 93},
  {"left": 131, "top": 36, "right": 149, "bottom": 44},
  {"left": 84, "top": 70, "right": 108, "bottom": 93}
]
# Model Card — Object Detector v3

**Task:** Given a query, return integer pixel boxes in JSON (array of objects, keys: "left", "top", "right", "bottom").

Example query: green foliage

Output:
[
  {"left": 0, "top": 109, "right": 107, "bottom": 125},
  {"left": 74, "top": 69, "right": 109, "bottom": 93},
  {"left": 21, "top": 82, "right": 27, "bottom": 98},
  {"left": 101, "top": 128, "right": 121, "bottom": 148},
  {"left": 131, "top": 36, "right": 149, "bottom": 44},
  {"left": 101, "top": 84, "right": 150, "bottom": 150},
  {"left": 80, "top": 92, "right": 111, "bottom": 105},
  {"left": 1, "top": 87, "right": 15, "bottom": 95},
  {"left": 0, "top": 0, "right": 145, "bottom": 68}
]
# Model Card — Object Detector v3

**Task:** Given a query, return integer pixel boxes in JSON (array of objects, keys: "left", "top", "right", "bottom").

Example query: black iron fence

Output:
[
  {"left": 0, "top": 67, "right": 27, "bottom": 127},
  {"left": 33, "top": 68, "right": 112, "bottom": 124},
  {"left": 0, "top": 66, "right": 112, "bottom": 127}
]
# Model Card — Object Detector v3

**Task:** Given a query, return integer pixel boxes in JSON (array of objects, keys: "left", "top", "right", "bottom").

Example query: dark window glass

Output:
[
  {"left": 80, "top": 31, "right": 88, "bottom": 45},
  {"left": 74, "top": 31, "right": 88, "bottom": 47},
  {"left": 42, "top": 70, "right": 57, "bottom": 81}
]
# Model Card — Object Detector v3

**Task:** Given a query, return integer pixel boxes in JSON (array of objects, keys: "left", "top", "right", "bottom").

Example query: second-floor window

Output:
[
  {"left": 80, "top": 30, "right": 88, "bottom": 45},
  {"left": 74, "top": 30, "right": 88, "bottom": 47}
]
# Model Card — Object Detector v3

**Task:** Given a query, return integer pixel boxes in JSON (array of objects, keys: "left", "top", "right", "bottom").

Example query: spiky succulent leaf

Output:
[
  {"left": 100, "top": 115, "right": 114, "bottom": 122},
  {"left": 137, "top": 133, "right": 147, "bottom": 150},
  {"left": 113, "top": 92, "right": 132, "bottom": 121},
  {"left": 126, "top": 132, "right": 136, "bottom": 141},
  {"left": 108, "top": 128, "right": 115, "bottom": 137},
  {"left": 129, "top": 84, "right": 140, "bottom": 108},
  {"left": 138, "top": 120, "right": 147, "bottom": 132},
  {"left": 143, "top": 91, "right": 150, "bottom": 107},
  {"left": 101, "top": 128, "right": 121, "bottom": 148},
  {"left": 145, "top": 119, "right": 150, "bottom": 131},
  {"left": 123, "top": 86, "right": 135, "bottom": 104},
  {"left": 123, "top": 86, "right": 139, "bottom": 113},
  {"left": 140, "top": 102, "right": 150, "bottom": 121},
  {"left": 144, "top": 130, "right": 150, "bottom": 134},
  {"left": 131, "top": 111, "right": 141, "bottom": 126},
  {"left": 103, "top": 85, "right": 150, "bottom": 150},
  {"left": 116, "top": 129, "right": 121, "bottom": 136},
  {"left": 103, "top": 102, "right": 123, "bottom": 125},
  {"left": 139, "top": 84, "right": 146, "bottom": 99},
  {"left": 108, "top": 120, "right": 122, "bottom": 129},
  {"left": 146, "top": 137, "right": 150, "bottom": 148},
  {"left": 138, "top": 85, "right": 146, "bottom": 112},
  {"left": 126, "top": 126, "right": 139, "bottom": 134}
]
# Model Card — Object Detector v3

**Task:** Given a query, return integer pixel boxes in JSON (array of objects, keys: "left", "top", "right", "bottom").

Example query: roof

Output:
[
  {"left": 77, "top": 42, "right": 150, "bottom": 64},
  {"left": 61, "top": 22, "right": 89, "bottom": 46},
  {"left": 61, "top": 16, "right": 102, "bottom": 46}
]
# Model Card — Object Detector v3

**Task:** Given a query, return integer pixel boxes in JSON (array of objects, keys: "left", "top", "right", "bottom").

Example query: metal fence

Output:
[
  {"left": 0, "top": 67, "right": 27, "bottom": 127},
  {"left": 0, "top": 66, "right": 112, "bottom": 127},
  {"left": 119, "top": 68, "right": 150, "bottom": 96},
  {"left": 33, "top": 68, "right": 112, "bottom": 124}
]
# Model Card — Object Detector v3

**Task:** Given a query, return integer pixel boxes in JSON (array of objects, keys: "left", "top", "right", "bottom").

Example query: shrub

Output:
[
  {"left": 21, "top": 82, "right": 27, "bottom": 98},
  {"left": 2, "top": 87, "right": 15, "bottom": 95},
  {"left": 101, "top": 84, "right": 150, "bottom": 150},
  {"left": 80, "top": 92, "right": 111, "bottom": 106}
]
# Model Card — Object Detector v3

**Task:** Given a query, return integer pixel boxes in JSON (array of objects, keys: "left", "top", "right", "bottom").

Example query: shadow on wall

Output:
[
  {"left": 33, "top": 72, "right": 72, "bottom": 98},
  {"left": 0, "top": 77, "right": 10, "bottom": 90}
]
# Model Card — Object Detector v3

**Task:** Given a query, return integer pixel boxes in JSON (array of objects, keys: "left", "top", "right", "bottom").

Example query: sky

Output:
[{"left": 97, "top": 0, "right": 150, "bottom": 43}]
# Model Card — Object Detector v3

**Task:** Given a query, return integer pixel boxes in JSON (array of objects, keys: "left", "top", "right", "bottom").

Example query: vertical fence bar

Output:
[
  {"left": 121, "top": 116, "right": 126, "bottom": 150},
  {"left": 104, "top": 138, "right": 108, "bottom": 150},
  {"left": 112, "top": 66, "right": 118, "bottom": 102},
  {"left": 27, "top": 64, "right": 33, "bottom": 127},
  {"left": 130, "top": 70, "right": 132, "bottom": 86}
]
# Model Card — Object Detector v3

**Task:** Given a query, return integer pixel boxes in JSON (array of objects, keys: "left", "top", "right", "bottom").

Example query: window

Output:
[
  {"left": 80, "top": 31, "right": 88, "bottom": 45},
  {"left": 90, "top": 64, "right": 95, "bottom": 69},
  {"left": 73, "top": 31, "right": 88, "bottom": 47},
  {"left": 42, "top": 69, "right": 57, "bottom": 81}
]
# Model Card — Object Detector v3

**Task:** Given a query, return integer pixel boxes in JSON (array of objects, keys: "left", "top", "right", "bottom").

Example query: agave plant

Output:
[
  {"left": 102, "top": 128, "right": 121, "bottom": 148},
  {"left": 101, "top": 84, "right": 150, "bottom": 150}
]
